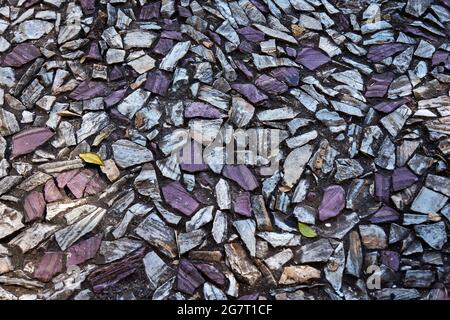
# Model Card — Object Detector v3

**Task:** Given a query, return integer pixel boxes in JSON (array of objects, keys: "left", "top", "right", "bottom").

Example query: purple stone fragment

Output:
[
  {"left": 367, "top": 43, "right": 409, "bottom": 62},
  {"left": 254, "top": 74, "right": 289, "bottom": 94},
  {"left": 66, "top": 169, "right": 95, "bottom": 199},
  {"left": 375, "top": 173, "right": 391, "bottom": 203},
  {"left": 3, "top": 43, "right": 41, "bottom": 67},
  {"left": 222, "top": 165, "right": 259, "bottom": 191},
  {"left": 184, "top": 102, "right": 225, "bottom": 119},
  {"left": 233, "top": 192, "right": 253, "bottom": 217},
  {"left": 237, "top": 27, "right": 265, "bottom": 43},
  {"left": 238, "top": 293, "right": 259, "bottom": 300},
  {"left": 235, "top": 60, "right": 254, "bottom": 80},
  {"left": 85, "top": 42, "right": 102, "bottom": 61},
  {"left": 145, "top": 70, "right": 172, "bottom": 96},
  {"left": 238, "top": 41, "right": 254, "bottom": 54},
  {"left": 161, "top": 30, "right": 183, "bottom": 40},
  {"left": 34, "top": 252, "right": 64, "bottom": 282},
  {"left": 392, "top": 167, "right": 418, "bottom": 191},
  {"left": 69, "top": 80, "right": 107, "bottom": 101},
  {"left": 162, "top": 181, "right": 200, "bottom": 216},
  {"left": 194, "top": 263, "right": 226, "bottom": 286},
  {"left": 365, "top": 72, "right": 394, "bottom": 98},
  {"left": 109, "top": 66, "right": 124, "bottom": 81},
  {"left": 88, "top": 248, "right": 145, "bottom": 293},
  {"left": 270, "top": 67, "right": 300, "bottom": 86},
  {"left": 84, "top": 173, "right": 107, "bottom": 196},
  {"left": 318, "top": 185, "right": 345, "bottom": 221},
  {"left": 369, "top": 206, "right": 400, "bottom": 224},
  {"left": 250, "top": 0, "right": 269, "bottom": 12},
  {"left": 153, "top": 38, "right": 174, "bottom": 55},
  {"left": 373, "top": 98, "right": 410, "bottom": 113},
  {"left": 104, "top": 87, "right": 127, "bottom": 107},
  {"left": 24, "top": 191, "right": 46, "bottom": 222},
  {"left": 176, "top": 259, "right": 206, "bottom": 295},
  {"left": 66, "top": 235, "right": 102, "bottom": 267},
  {"left": 295, "top": 47, "right": 330, "bottom": 71},
  {"left": 44, "top": 179, "right": 65, "bottom": 203},
  {"left": 11, "top": 127, "right": 55, "bottom": 159},
  {"left": 208, "top": 30, "right": 222, "bottom": 46},
  {"left": 432, "top": 51, "right": 449, "bottom": 66},
  {"left": 231, "top": 83, "right": 268, "bottom": 104},
  {"left": 79, "top": 0, "right": 96, "bottom": 15},
  {"left": 380, "top": 251, "right": 400, "bottom": 271},
  {"left": 139, "top": 2, "right": 160, "bottom": 20},
  {"left": 285, "top": 47, "right": 297, "bottom": 58},
  {"left": 56, "top": 169, "right": 80, "bottom": 188},
  {"left": 177, "top": 5, "right": 192, "bottom": 18}
]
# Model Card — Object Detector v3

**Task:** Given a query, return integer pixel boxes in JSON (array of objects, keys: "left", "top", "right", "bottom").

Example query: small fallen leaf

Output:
[
  {"left": 298, "top": 223, "right": 317, "bottom": 238},
  {"left": 79, "top": 152, "right": 104, "bottom": 166},
  {"left": 57, "top": 110, "right": 82, "bottom": 117}
]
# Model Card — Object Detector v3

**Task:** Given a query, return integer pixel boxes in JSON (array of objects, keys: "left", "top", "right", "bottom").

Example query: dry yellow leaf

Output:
[{"left": 79, "top": 152, "right": 104, "bottom": 166}]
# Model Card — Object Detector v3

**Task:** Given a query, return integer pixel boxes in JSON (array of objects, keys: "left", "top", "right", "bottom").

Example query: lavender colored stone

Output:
[
  {"left": 24, "top": 191, "right": 46, "bottom": 222},
  {"left": 162, "top": 181, "right": 200, "bottom": 216},
  {"left": 69, "top": 81, "right": 107, "bottom": 101},
  {"left": 109, "top": 66, "right": 124, "bottom": 81},
  {"left": 3, "top": 43, "right": 41, "bottom": 67},
  {"left": 367, "top": 44, "right": 409, "bottom": 62},
  {"left": 66, "top": 169, "right": 94, "bottom": 199},
  {"left": 34, "top": 252, "right": 64, "bottom": 282},
  {"left": 270, "top": 67, "right": 300, "bottom": 86},
  {"left": 392, "top": 167, "right": 418, "bottom": 191},
  {"left": 152, "top": 38, "right": 174, "bottom": 55},
  {"left": 56, "top": 169, "right": 80, "bottom": 188},
  {"left": 238, "top": 41, "right": 254, "bottom": 54},
  {"left": 222, "top": 165, "right": 259, "bottom": 191},
  {"left": 366, "top": 72, "right": 394, "bottom": 98},
  {"left": 285, "top": 47, "right": 296, "bottom": 58},
  {"left": 254, "top": 74, "right": 289, "bottom": 94},
  {"left": 237, "top": 27, "right": 265, "bottom": 43},
  {"left": 194, "top": 263, "right": 226, "bottom": 286},
  {"left": 176, "top": 259, "right": 206, "bottom": 295},
  {"left": 233, "top": 192, "right": 253, "bottom": 217},
  {"left": 373, "top": 98, "right": 410, "bottom": 113},
  {"left": 139, "top": 2, "right": 161, "bottom": 20},
  {"left": 104, "top": 88, "right": 127, "bottom": 107},
  {"left": 235, "top": 60, "right": 254, "bottom": 80},
  {"left": 238, "top": 293, "right": 259, "bottom": 300},
  {"left": 432, "top": 51, "right": 449, "bottom": 66},
  {"left": 79, "top": 0, "right": 96, "bottom": 15},
  {"left": 11, "top": 127, "right": 55, "bottom": 159},
  {"left": 369, "top": 206, "right": 400, "bottom": 224},
  {"left": 318, "top": 185, "right": 345, "bottom": 221},
  {"left": 380, "top": 251, "right": 400, "bottom": 271},
  {"left": 184, "top": 102, "right": 225, "bottom": 119},
  {"left": 231, "top": 83, "right": 268, "bottom": 104},
  {"left": 88, "top": 248, "right": 145, "bottom": 293},
  {"left": 145, "top": 70, "right": 172, "bottom": 96},
  {"left": 44, "top": 179, "right": 65, "bottom": 203},
  {"left": 161, "top": 31, "right": 183, "bottom": 41},
  {"left": 66, "top": 235, "right": 102, "bottom": 267},
  {"left": 375, "top": 173, "right": 391, "bottom": 203},
  {"left": 84, "top": 173, "right": 107, "bottom": 196},
  {"left": 85, "top": 42, "right": 102, "bottom": 61},
  {"left": 295, "top": 47, "right": 330, "bottom": 71},
  {"left": 177, "top": 5, "right": 192, "bottom": 18},
  {"left": 250, "top": 0, "right": 268, "bottom": 12}
]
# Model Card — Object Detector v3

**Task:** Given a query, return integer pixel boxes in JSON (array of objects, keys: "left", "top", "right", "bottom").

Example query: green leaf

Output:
[
  {"left": 298, "top": 223, "right": 317, "bottom": 238},
  {"left": 79, "top": 152, "right": 104, "bottom": 166}
]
